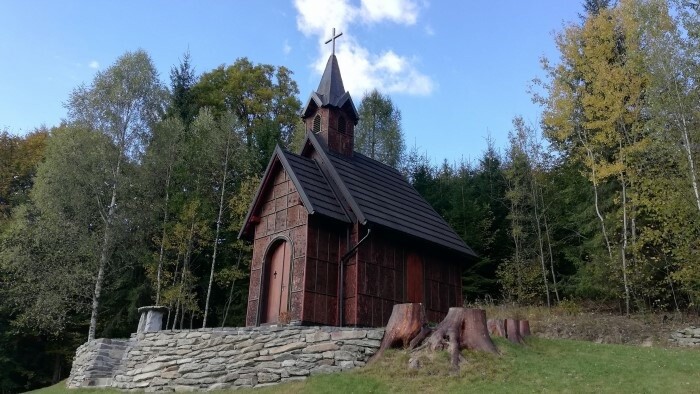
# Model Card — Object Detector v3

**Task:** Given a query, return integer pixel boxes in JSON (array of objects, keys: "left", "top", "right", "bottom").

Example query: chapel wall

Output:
[
  {"left": 303, "top": 217, "right": 348, "bottom": 326},
  {"left": 246, "top": 167, "right": 308, "bottom": 326},
  {"left": 354, "top": 229, "right": 407, "bottom": 327},
  {"left": 352, "top": 229, "right": 464, "bottom": 326},
  {"left": 423, "top": 253, "right": 463, "bottom": 323}
]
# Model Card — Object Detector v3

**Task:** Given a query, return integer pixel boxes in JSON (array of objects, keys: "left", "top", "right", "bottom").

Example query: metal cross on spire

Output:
[{"left": 324, "top": 28, "right": 343, "bottom": 55}]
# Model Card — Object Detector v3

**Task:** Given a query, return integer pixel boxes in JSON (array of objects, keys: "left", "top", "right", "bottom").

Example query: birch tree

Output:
[
  {"left": 203, "top": 113, "right": 245, "bottom": 327},
  {"left": 538, "top": 2, "right": 650, "bottom": 314},
  {"left": 66, "top": 49, "right": 166, "bottom": 340}
]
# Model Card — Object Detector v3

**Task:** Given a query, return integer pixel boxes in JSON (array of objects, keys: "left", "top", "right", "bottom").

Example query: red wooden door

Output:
[
  {"left": 263, "top": 241, "right": 291, "bottom": 324},
  {"left": 406, "top": 252, "right": 424, "bottom": 303}
]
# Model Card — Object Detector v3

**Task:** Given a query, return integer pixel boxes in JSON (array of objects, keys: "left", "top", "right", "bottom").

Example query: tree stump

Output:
[
  {"left": 460, "top": 309, "right": 498, "bottom": 353},
  {"left": 373, "top": 305, "right": 500, "bottom": 370},
  {"left": 423, "top": 307, "right": 497, "bottom": 369},
  {"left": 370, "top": 303, "right": 427, "bottom": 362},
  {"left": 487, "top": 319, "right": 506, "bottom": 337},
  {"left": 505, "top": 318, "right": 523, "bottom": 344},
  {"left": 519, "top": 319, "right": 531, "bottom": 337}
]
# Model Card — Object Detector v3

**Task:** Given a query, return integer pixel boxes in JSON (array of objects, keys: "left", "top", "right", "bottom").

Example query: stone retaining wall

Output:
[
  {"left": 67, "top": 338, "right": 130, "bottom": 388},
  {"left": 68, "top": 326, "right": 384, "bottom": 391},
  {"left": 669, "top": 326, "right": 700, "bottom": 346}
]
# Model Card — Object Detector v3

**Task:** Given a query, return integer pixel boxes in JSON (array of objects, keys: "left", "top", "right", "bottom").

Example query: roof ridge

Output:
[
  {"left": 305, "top": 132, "right": 366, "bottom": 224},
  {"left": 351, "top": 151, "right": 405, "bottom": 175}
]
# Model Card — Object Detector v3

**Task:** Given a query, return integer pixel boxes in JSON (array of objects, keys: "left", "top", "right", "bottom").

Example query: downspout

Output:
[{"left": 338, "top": 227, "right": 371, "bottom": 327}]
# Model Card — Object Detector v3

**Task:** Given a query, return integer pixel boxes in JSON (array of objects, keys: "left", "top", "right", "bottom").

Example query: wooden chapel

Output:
[{"left": 239, "top": 35, "right": 477, "bottom": 327}]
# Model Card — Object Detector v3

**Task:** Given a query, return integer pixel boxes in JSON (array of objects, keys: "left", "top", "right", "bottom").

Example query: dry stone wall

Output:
[
  {"left": 68, "top": 325, "right": 384, "bottom": 391},
  {"left": 67, "top": 338, "right": 130, "bottom": 388},
  {"left": 669, "top": 326, "right": 700, "bottom": 347}
]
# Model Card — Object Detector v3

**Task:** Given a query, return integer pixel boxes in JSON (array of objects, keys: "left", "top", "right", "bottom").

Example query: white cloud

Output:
[
  {"left": 88, "top": 60, "right": 100, "bottom": 70},
  {"left": 294, "top": 0, "right": 434, "bottom": 96},
  {"left": 360, "top": 0, "right": 418, "bottom": 25},
  {"left": 424, "top": 24, "right": 435, "bottom": 36},
  {"left": 283, "top": 40, "right": 292, "bottom": 55},
  {"left": 294, "top": 0, "right": 355, "bottom": 37}
]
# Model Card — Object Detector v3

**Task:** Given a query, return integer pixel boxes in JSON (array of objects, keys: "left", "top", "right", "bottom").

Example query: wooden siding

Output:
[
  {"left": 353, "top": 228, "right": 406, "bottom": 327},
  {"left": 303, "top": 216, "right": 348, "bottom": 325},
  {"left": 423, "top": 254, "right": 463, "bottom": 323},
  {"left": 348, "top": 228, "right": 463, "bottom": 327},
  {"left": 246, "top": 167, "right": 308, "bottom": 326}
]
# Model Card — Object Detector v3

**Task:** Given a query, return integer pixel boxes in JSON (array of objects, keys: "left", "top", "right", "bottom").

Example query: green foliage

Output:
[
  {"left": 191, "top": 58, "right": 301, "bottom": 171},
  {"left": 533, "top": 0, "right": 700, "bottom": 312},
  {"left": 355, "top": 89, "right": 405, "bottom": 169},
  {"left": 403, "top": 146, "right": 509, "bottom": 300},
  {"left": 0, "top": 128, "right": 48, "bottom": 228},
  {"left": 168, "top": 50, "right": 198, "bottom": 127}
]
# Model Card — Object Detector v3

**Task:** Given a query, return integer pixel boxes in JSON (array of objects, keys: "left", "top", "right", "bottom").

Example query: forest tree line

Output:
[{"left": 1, "top": 0, "right": 700, "bottom": 391}]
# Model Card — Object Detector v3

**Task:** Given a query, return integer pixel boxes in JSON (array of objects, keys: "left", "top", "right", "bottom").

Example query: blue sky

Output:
[{"left": 1, "top": 0, "right": 582, "bottom": 164}]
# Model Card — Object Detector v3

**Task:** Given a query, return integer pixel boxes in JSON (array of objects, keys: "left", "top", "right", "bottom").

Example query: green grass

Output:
[
  {"left": 242, "top": 338, "right": 700, "bottom": 394},
  {"left": 33, "top": 338, "right": 700, "bottom": 394},
  {"left": 27, "top": 383, "right": 121, "bottom": 394}
]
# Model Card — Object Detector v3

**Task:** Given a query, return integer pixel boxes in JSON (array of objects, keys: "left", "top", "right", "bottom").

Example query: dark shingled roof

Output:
[
  {"left": 279, "top": 150, "right": 349, "bottom": 224},
  {"left": 238, "top": 147, "right": 350, "bottom": 239},
  {"left": 325, "top": 150, "right": 476, "bottom": 257}
]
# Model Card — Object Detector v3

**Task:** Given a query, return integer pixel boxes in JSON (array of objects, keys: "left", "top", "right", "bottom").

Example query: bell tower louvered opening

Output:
[
  {"left": 338, "top": 116, "right": 346, "bottom": 133},
  {"left": 313, "top": 115, "right": 321, "bottom": 133}
]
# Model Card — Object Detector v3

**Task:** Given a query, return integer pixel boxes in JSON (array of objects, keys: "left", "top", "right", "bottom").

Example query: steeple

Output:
[
  {"left": 315, "top": 55, "right": 348, "bottom": 108},
  {"left": 301, "top": 29, "right": 358, "bottom": 157}
]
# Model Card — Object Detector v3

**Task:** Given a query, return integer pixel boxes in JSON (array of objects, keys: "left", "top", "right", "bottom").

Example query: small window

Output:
[
  {"left": 338, "top": 116, "right": 346, "bottom": 133},
  {"left": 313, "top": 115, "right": 321, "bottom": 133}
]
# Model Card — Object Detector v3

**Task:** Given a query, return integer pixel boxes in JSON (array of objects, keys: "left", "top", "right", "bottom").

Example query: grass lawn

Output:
[{"left": 33, "top": 338, "right": 700, "bottom": 394}]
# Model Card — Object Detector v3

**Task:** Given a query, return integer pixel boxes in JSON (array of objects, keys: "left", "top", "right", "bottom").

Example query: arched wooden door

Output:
[
  {"left": 406, "top": 252, "right": 424, "bottom": 303},
  {"left": 262, "top": 241, "right": 291, "bottom": 324}
]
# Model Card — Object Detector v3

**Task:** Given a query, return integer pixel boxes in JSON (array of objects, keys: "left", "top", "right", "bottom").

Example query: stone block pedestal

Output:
[{"left": 137, "top": 306, "right": 168, "bottom": 334}]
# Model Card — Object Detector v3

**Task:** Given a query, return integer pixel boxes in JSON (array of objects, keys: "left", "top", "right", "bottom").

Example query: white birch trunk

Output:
[
  {"left": 531, "top": 181, "right": 550, "bottom": 307},
  {"left": 88, "top": 155, "right": 121, "bottom": 341},
  {"left": 621, "top": 169, "right": 631, "bottom": 316},
  {"left": 155, "top": 164, "right": 172, "bottom": 305},
  {"left": 203, "top": 131, "right": 231, "bottom": 327},
  {"left": 542, "top": 211, "right": 560, "bottom": 303}
]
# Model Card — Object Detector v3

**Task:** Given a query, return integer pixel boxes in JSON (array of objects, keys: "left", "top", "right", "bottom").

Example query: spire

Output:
[
  {"left": 300, "top": 51, "right": 358, "bottom": 122},
  {"left": 299, "top": 28, "right": 359, "bottom": 157},
  {"left": 316, "top": 54, "right": 347, "bottom": 107}
]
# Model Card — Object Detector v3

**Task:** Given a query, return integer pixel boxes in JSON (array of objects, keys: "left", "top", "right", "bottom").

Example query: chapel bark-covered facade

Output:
[{"left": 239, "top": 52, "right": 477, "bottom": 327}]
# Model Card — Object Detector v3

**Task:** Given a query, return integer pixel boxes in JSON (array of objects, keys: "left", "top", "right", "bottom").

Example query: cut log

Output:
[
  {"left": 505, "top": 318, "right": 523, "bottom": 344},
  {"left": 519, "top": 319, "right": 531, "bottom": 337},
  {"left": 487, "top": 319, "right": 506, "bottom": 337},
  {"left": 370, "top": 303, "right": 427, "bottom": 362}
]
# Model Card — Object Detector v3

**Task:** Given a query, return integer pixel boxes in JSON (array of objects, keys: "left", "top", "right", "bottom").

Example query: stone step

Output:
[{"left": 88, "top": 377, "right": 113, "bottom": 387}]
